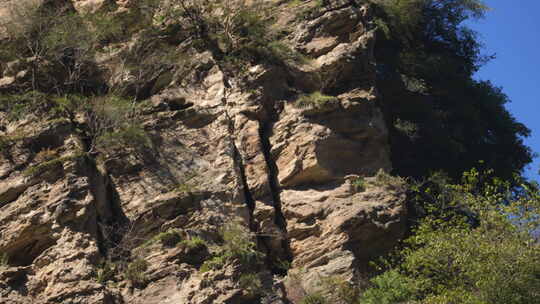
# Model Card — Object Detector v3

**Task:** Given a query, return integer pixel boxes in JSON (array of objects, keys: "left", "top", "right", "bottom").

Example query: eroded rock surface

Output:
[{"left": 0, "top": 1, "right": 408, "bottom": 303}]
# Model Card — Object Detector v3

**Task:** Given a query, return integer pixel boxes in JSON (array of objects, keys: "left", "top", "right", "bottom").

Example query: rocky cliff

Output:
[{"left": 0, "top": 1, "right": 408, "bottom": 303}]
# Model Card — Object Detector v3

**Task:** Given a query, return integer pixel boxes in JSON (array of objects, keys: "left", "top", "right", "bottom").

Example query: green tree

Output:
[
  {"left": 0, "top": 1, "right": 121, "bottom": 94},
  {"left": 372, "top": 0, "right": 532, "bottom": 182},
  {"left": 361, "top": 171, "right": 540, "bottom": 304}
]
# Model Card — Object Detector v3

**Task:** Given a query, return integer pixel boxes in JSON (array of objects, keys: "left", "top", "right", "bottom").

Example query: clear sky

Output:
[{"left": 465, "top": 0, "right": 540, "bottom": 182}]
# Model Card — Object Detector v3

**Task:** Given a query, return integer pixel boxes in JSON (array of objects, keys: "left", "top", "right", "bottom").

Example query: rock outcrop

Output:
[{"left": 0, "top": 1, "right": 408, "bottom": 303}]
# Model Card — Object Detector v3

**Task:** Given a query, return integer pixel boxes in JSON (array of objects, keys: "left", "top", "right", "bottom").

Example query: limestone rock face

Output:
[
  {"left": 0, "top": 1, "right": 408, "bottom": 303},
  {"left": 70, "top": 0, "right": 133, "bottom": 13},
  {"left": 282, "top": 177, "right": 406, "bottom": 294},
  {"left": 0, "top": 121, "right": 120, "bottom": 303},
  {"left": 70, "top": 0, "right": 108, "bottom": 13}
]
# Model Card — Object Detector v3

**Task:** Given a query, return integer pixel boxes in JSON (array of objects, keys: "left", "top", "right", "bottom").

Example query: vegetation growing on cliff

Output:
[
  {"left": 0, "top": 1, "right": 119, "bottom": 94},
  {"left": 0, "top": 0, "right": 537, "bottom": 303},
  {"left": 372, "top": 0, "right": 532, "bottom": 182},
  {"left": 361, "top": 170, "right": 540, "bottom": 304},
  {"left": 0, "top": 252, "right": 8, "bottom": 268},
  {"left": 295, "top": 170, "right": 540, "bottom": 304},
  {"left": 0, "top": 0, "right": 529, "bottom": 184},
  {"left": 200, "top": 222, "right": 264, "bottom": 272}
]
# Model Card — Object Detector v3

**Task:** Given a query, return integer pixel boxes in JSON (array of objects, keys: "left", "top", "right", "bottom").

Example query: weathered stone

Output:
[
  {"left": 281, "top": 178, "right": 407, "bottom": 294},
  {"left": 0, "top": 1, "right": 408, "bottom": 303}
]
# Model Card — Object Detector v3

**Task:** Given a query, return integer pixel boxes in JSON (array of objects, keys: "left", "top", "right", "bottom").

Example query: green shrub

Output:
[
  {"left": 176, "top": 236, "right": 209, "bottom": 266},
  {"left": 360, "top": 270, "right": 415, "bottom": 304},
  {"left": 320, "top": 276, "right": 359, "bottom": 304},
  {"left": 393, "top": 118, "right": 419, "bottom": 139},
  {"left": 362, "top": 171, "right": 540, "bottom": 304},
  {"left": 153, "top": 0, "right": 302, "bottom": 69},
  {"left": 173, "top": 183, "right": 195, "bottom": 194},
  {"left": 96, "top": 125, "right": 150, "bottom": 150},
  {"left": 273, "top": 258, "right": 292, "bottom": 272},
  {"left": 23, "top": 153, "right": 86, "bottom": 177},
  {"left": 87, "top": 11, "right": 125, "bottom": 44},
  {"left": 294, "top": 92, "right": 339, "bottom": 111},
  {"left": 0, "top": 253, "right": 9, "bottom": 267},
  {"left": 238, "top": 273, "right": 263, "bottom": 297},
  {"left": 95, "top": 261, "right": 118, "bottom": 284},
  {"left": 0, "top": 91, "right": 50, "bottom": 121},
  {"left": 200, "top": 255, "right": 226, "bottom": 273},
  {"left": 199, "top": 222, "right": 263, "bottom": 272},
  {"left": 89, "top": 95, "right": 150, "bottom": 152},
  {"left": 370, "top": 169, "right": 405, "bottom": 190},
  {"left": 266, "top": 41, "right": 310, "bottom": 65},
  {"left": 0, "top": 2, "right": 116, "bottom": 93},
  {"left": 371, "top": 0, "right": 425, "bottom": 43},
  {"left": 0, "top": 93, "right": 88, "bottom": 123},
  {"left": 23, "top": 153, "right": 86, "bottom": 176},
  {"left": 351, "top": 177, "right": 366, "bottom": 193},
  {"left": 142, "top": 230, "right": 190, "bottom": 248},
  {"left": 92, "top": 95, "right": 134, "bottom": 123},
  {"left": 180, "top": 236, "right": 207, "bottom": 250},
  {"left": 222, "top": 222, "right": 263, "bottom": 265},
  {"left": 158, "top": 230, "right": 182, "bottom": 247},
  {"left": 300, "top": 293, "right": 327, "bottom": 304},
  {"left": 124, "top": 259, "right": 148, "bottom": 285},
  {"left": 145, "top": 230, "right": 183, "bottom": 248},
  {"left": 51, "top": 94, "right": 90, "bottom": 117},
  {"left": 372, "top": 0, "right": 487, "bottom": 43}
]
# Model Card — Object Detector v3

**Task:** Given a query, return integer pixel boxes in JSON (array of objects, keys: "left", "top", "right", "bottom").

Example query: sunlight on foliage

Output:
[{"left": 362, "top": 169, "right": 540, "bottom": 304}]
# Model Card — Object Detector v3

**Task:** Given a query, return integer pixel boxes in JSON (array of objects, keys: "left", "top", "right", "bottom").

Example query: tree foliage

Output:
[
  {"left": 372, "top": 0, "right": 532, "bottom": 182},
  {"left": 140, "top": 0, "right": 300, "bottom": 69},
  {"left": 0, "top": 1, "right": 122, "bottom": 94},
  {"left": 361, "top": 170, "right": 540, "bottom": 304}
]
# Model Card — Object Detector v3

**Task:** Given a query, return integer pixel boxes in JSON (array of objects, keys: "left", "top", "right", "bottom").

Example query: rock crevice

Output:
[{"left": 258, "top": 118, "right": 293, "bottom": 274}]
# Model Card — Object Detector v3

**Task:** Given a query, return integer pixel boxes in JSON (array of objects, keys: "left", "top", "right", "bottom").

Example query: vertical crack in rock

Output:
[
  {"left": 220, "top": 84, "right": 256, "bottom": 214},
  {"left": 259, "top": 117, "right": 293, "bottom": 275},
  {"left": 217, "top": 62, "right": 293, "bottom": 280},
  {"left": 85, "top": 155, "right": 128, "bottom": 257},
  {"left": 230, "top": 139, "right": 256, "bottom": 212}
]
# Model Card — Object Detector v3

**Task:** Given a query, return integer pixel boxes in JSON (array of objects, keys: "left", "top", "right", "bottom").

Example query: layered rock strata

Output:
[{"left": 0, "top": 1, "right": 407, "bottom": 303}]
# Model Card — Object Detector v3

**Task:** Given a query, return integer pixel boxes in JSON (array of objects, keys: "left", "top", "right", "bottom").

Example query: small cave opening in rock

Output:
[
  {"left": 168, "top": 98, "right": 194, "bottom": 111},
  {"left": 8, "top": 237, "right": 57, "bottom": 267},
  {"left": 29, "top": 134, "right": 65, "bottom": 154}
]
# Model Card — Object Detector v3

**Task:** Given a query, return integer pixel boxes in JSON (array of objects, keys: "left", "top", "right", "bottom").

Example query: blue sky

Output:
[{"left": 466, "top": 0, "right": 540, "bottom": 182}]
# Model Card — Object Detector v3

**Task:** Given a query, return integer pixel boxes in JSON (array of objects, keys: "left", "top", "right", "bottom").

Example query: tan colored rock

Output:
[
  {"left": 271, "top": 96, "right": 390, "bottom": 188},
  {"left": 70, "top": 0, "right": 108, "bottom": 13},
  {"left": 282, "top": 177, "right": 407, "bottom": 294},
  {"left": 0, "top": 76, "right": 15, "bottom": 88},
  {"left": 0, "top": 0, "right": 409, "bottom": 303},
  {"left": 0, "top": 130, "right": 119, "bottom": 303}
]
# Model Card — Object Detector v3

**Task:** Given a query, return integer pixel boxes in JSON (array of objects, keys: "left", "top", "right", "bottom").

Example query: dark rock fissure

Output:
[
  {"left": 85, "top": 155, "right": 129, "bottom": 257},
  {"left": 231, "top": 141, "right": 256, "bottom": 212},
  {"left": 220, "top": 84, "right": 256, "bottom": 214},
  {"left": 258, "top": 119, "right": 293, "bottom": 274},
  {"left": 217, "top": 66, "right": 294, "bottom": 279},
  {"left": 99, "top": 176, "right": 132, "bottom": 260}
]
